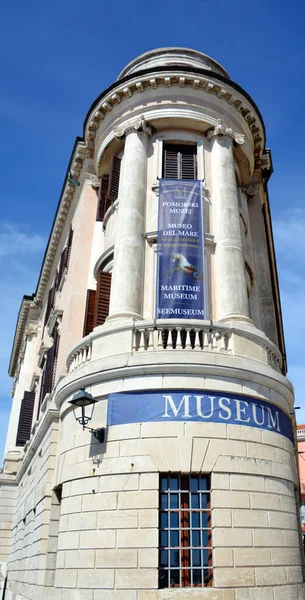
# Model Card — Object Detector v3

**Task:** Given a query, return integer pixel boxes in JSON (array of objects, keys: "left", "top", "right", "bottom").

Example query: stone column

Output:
[
  {"left": 208, "top": 120, "right": 251, "bottom": 323},
  {"left": 107, "top": 116, "right": 151, "bottom": 322}
]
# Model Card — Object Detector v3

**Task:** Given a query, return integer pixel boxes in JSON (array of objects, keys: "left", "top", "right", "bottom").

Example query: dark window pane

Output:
[
  {"left": 204, "top": 569, "right": 213, "bottom": 585},
  {"left": 202, "top": 549, "right": 210, "bottom": 567},
  {"left": 161, "top": 512, "right": 168, "bottom": 528},
  {"left": 161, "top": 494, "right": 168, "bottom": 509},
  {"left": 200, "top": 477, "right": 208, "bottom": 490},
  {"left": 190, "top": 476, "right": 199, "bottom": 491},
  {"left": 160, "top": 550, "right": 168, "bottom": 566},
  {"left": 201, "top": 512, "right": 208, "bottom": 528},
  {"left": 201, "top": 494, "right": 208, "bottom": 509},
  {"left": 161, "top": 531, "right": 168, "bottom": 547},
  {"left": 191, "top": 493, "right": 199, "bottom": 508},
  {"left": 169, "top": 476, "right": 179, "bottom": 490},
  {"left": 161, "top": 477, "right": 168, "bottom": 491},
  {"left": 170, "top": 530, "right": 179, "bottom": 546},
  {"left": 170, "top": 550, "right": 179, "bottom": 567},
  {"left": 191, "top": 512, "right": 200, "bottom": 528},
  {"left": 170, "top": 570, "right": 180, "bottom": 587},
  {"left": 159, "top": 569, "right": 168, "bottom": 588},
  {"left": 192, "top": 549, "right": 201, "bottom": 566},
  {"left": 193, "top": 569, "right": 202, "bottom": 585},
  {"left": 192, "top": 530, "right": 200, "bottom": 547},
  {"left": 201, "top": 530, "right": 209, "bottom": 547},
  {"left": 170, "top": 493, "right": 179, "bottom": 509},
  {"left": 170, "top": 512, "right": 179, "bottom": 528}
]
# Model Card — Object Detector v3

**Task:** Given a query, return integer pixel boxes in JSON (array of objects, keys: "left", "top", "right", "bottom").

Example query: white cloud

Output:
[
  {"left": 273, "top": 208, "right": 305, "bottom": 264},
  {"left": 0, "top": 223, "right": 45, "bottom": 259}
]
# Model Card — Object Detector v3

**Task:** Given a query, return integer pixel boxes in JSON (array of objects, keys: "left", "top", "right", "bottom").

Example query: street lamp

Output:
[{"left": 69, "top": 388, "right": 105, "bottom": 443}]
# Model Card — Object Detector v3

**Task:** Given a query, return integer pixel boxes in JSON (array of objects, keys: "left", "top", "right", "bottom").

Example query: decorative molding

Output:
[
  {"left": 48, "top": 309, "right": 63, "bottom": 338},
  {"left": 242, "top": 184, "right": 256, "bottom": 198},
  {"left": 89, "top": 175, "right": 100, "bottom": 190},
  {"left": 114, "top": 115, "right": 153, "bottom": 140},
  {"left": 151, "top": 182, "right": 159, "bottom": 196},
  {"left": 87, "top": 71, "right": 264, "bottom": 165},
  {"left": 207, "top": 119, "right": 244, "bottom": 146}
]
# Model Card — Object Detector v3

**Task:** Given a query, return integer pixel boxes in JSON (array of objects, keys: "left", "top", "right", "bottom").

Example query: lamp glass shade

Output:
[{"left": 69, "top": 388, "right": 97, "bottom": 408}]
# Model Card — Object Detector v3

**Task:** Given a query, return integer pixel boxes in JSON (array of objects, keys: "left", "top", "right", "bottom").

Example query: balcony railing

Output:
[
  {"left": 133, "top": 324, "right": 232, "bottom": 352},
  {"left": 68, "top": 340, "right": 92, "bottom": 373},
  {"left": 67, "top": 319, "right": 283, "bottom": 376}
]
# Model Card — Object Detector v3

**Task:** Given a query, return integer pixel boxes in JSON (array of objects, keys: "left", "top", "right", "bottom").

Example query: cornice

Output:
[
  {"left": 35, "top": 142, "right": 88, "bottom": 306},
  {"left": 9, "top": 296, "right": 34, "bottom": 377},
  {"left": 85, "top": 69, "right": 266, "bottom": 168}
]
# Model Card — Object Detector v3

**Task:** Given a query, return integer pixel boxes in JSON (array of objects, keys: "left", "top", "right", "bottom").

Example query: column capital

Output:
[
  {"left": 114, "top": 115, "right": 153, "bottom": 140},
  {"left": 207, "top": 119, "right": 244, "bottom": 146}
]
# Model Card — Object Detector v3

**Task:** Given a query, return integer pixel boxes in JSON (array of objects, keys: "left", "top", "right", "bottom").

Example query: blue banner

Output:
[
  {"left": 107, "top": 390, "right": 293, "bottom": 443},
  {"left": 156, "top": 179, "right": 204, "bottom": 319}
]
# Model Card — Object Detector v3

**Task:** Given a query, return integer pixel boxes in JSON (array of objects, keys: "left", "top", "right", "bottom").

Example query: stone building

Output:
[{"left": 0, "top": 47, "right": 304, "bottom": 600}]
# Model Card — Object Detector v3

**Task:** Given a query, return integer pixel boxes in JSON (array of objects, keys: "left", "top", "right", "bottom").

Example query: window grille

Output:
[{"left": 159, "top": 473, "right": 212, "bottom": 588}]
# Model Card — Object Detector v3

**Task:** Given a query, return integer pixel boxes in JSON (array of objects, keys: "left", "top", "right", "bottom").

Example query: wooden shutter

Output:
[
  {"left": 44, "top": 285, "right": 55, "bottom": 326},
  {"left": 96, "top": 176, "right": 109, "bottom": 221},
  {"left": 163, "top": 146, "right": 179, "bottom": 179},
  {"left": 94, "top": 271, "right": 112, "bottom": 327},
  {"left": 37, "top": 329, "right": 60, "bottom": 416},
  {"left": 107, "top": 157, "right": 121, "bottom": 202},
  {"left": 16, "top": 391, "right": 35, "bottom": 446},
  {"left": 58, "top": 247, "right": 68, "bottom": 284},
  {"left": 181, "top": 146, "right": 197, "bottom": 179},
  {"left": 66, "top": 228, "right": 74, "bottom": 269},
  {"left": 83, "top": 289, "right": 96, "bottom": 336},
  {"left": 163, "top": 144, "right": 197, "bottom": 179}
]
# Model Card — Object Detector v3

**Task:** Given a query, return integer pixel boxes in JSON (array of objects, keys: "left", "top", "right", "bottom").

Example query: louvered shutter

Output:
[
  {"left": 44, "top": 285, "right": 54, "bottom": 326},
  {"left": 163, "top": 147, "right": 179, "bottom": 179},
  {"left": 163, "top": 144, "right": 197, "bottom": 180},
  {"left": 65, "top": 228, "right": 74, "bottom": 269},
  {"left": 37, "top": 329, "right": 60, "bottom": 416},
  {"left": 96, "top": 176, "right": 109, "bottom": 221},
  {"left": 181, "top": 147, "right": 197, "bottom": 179},
  {"left": 58, "top": 247, "right": 68, "bottom": 284},
  {"left": 16, "top": 391, "right": 35, "bottom": 446},
  {"left": 83, "top": 289, "right": 96, "bottom": 336},
  {"left": 107, "top": 157, "right": 121, "bottom": 203},
  {"left": 94, "top": 272, "right": 112, "bottom": 327}
]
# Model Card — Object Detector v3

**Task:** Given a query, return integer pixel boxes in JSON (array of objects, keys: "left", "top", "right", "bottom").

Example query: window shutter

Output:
[
  {"left": 58, "top": 247, "right": 68, "bottom": 284},
  {"left": 83, "top": 289, "right": 96, "bottom": 336},
  {"left": 163, "top": 144, "right": 197, "bottom": 180},
  {"left": 96, "top": 176, "right": 109, "bottom": 221},
  {"left": 164, "top": 147, "right": 179, "bottom": 179},
  {"left": 37, "top": 329, "right": 60, "bottom": 416},
  {"left": 16, "top": 391, "right": 35, "bottom": 446},
  {"left": 65, "top": 228, "right": 74, "bottom": 269},
  {"left": 44, "top": 285, "right": 55, "bottom": 326},
  {"left": 94, "top": 272, "right": 112, "bottom": 327},
  {"left": 107, "top": 157, "right": 121, "bottom": 202},
  {"left": 181, "top": 147, "right": 197, "bottom": 179}
]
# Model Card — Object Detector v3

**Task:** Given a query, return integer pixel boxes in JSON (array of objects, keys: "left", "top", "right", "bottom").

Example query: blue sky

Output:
[{"left": 0, "top": 0, "right": 304, "bottom": 462}]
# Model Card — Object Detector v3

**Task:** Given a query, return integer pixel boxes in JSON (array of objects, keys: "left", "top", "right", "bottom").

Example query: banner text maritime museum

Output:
[{"left": 1, "top": 48, "right": 303, "bottom": 600}]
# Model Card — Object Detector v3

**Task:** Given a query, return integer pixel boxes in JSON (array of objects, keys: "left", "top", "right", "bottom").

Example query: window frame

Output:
[{"left": 159, "top": 473, "right": 213, "bottom": 589}]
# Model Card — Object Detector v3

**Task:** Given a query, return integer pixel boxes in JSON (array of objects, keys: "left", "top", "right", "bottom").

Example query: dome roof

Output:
[{"left": 118, "top": 47, "right": 229, "bottom": 80}]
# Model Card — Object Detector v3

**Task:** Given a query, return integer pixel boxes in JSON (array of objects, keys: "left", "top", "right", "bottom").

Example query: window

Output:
[
  {"left": 163, "top": 144, "right": 197, "bottom": 180},
  {"left": 159, "top": 474, "right": 212, "bottom": 588},
  {"left": 96, "top": 156, "right": 121, "bottom": 221},
  {"left": 16, "top": 391, "right": 35, "bottom": 446},
  {"left": 37, "top": 326, "right": 60, "bottom": 416},
  {"left": 83, "top": 271, "right": 112, "bottom": 336}
]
